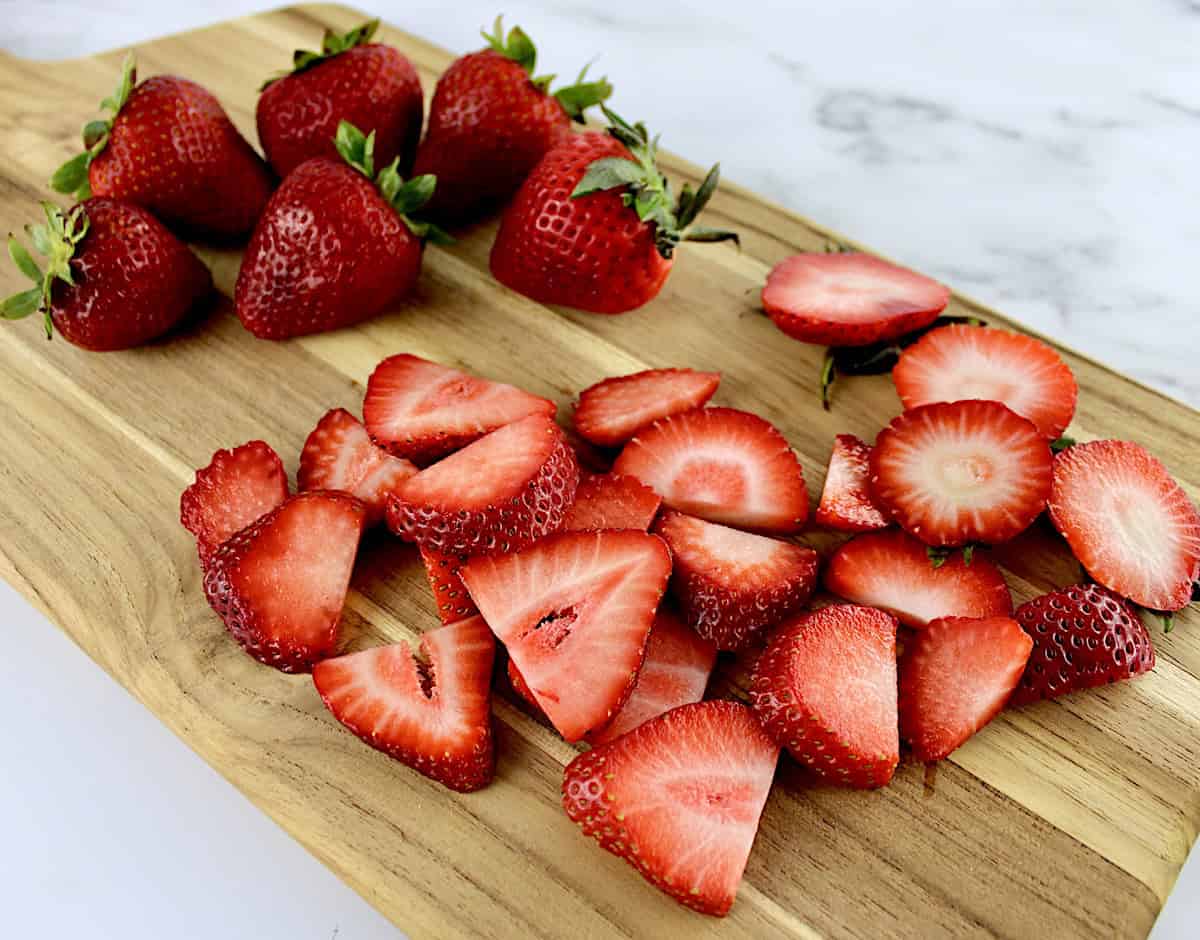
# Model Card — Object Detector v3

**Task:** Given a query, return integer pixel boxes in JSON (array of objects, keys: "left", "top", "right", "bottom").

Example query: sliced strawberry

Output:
[
  {"left": 460, "top": 530, "right": 671, "bottom": 741},
  {"left": 563, "top": 428, "right": 616, "bottom": 474},
  {"left": 180, "top": 440, "right": 289, "bottom": 565},
  {"left": 871, "top": 399, "right": 1052, "bottom": 546},
  {"left": 613, "top": 407, "right": 808, "bottom": 533},
  {"left": 1048, "top": 440, "right": 1200, "bottom": 611},
  {"left": 750, "top": 604, "right": 899, "bottom": 788},
  {"left": 363, "top": 354, "right": 557, "bottom": 464},
  {"left": 387, "top": 414, "right": 580, "bottom": 556},
  {"left": 573, "top": 368, "right": 721, "bottom": 447},
  {"left": 506, "top": 659, "right": 543, "bottom": 715},
  {"left": 762, "top": 252, "right": 950, "bottom": 347},
  {"left": 561, "top": 472, "right": 662, "bottom": 532},
  {"left": 562, "top": 700, "right": 778, "bottom": 917},
  {"left": 899, "top": 615, "right": 1032, "bottom": 762},
  {"left": 815, "top": 433, "right": 889, "bottom": 532},
  {"left": 823, "top": 529, "right": 1012, "bottom": 628},
  {"left": 312, "top": 616, "right": 496, "bottom": 792},
  {"left": 654, "top": 510, "right": 818, "bottom": 650},
  {"left": 420, "top": 546, "right": 478, "bottom": 625},
  {"left": 203, "top": 491, "right": 365, "bottom": 672},
  {"left": 298, "top": 408, "right": 417, "bottom": 525}
]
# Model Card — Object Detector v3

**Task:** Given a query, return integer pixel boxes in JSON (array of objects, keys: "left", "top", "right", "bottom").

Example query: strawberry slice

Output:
[
  {"left": 750, "top": 604, "right": 899, "bottom": 788},
  {"left": 180, "top": 440, "right": 289, "bottom": 565},
  {"left": 762, "top": 252, "right": 950, "bottom": 347},
  {"left": 460, "top": 529, "right": 671, "bottom": 741},
  {"left": 573, "top": 368, "right": 721, "bottom": 447},
  {"left": 899, "top": 615, "right": 1032, "bottom": 762},
  {"left": 312, "top": 616, "right": 496, "bottom": 792},
  {"left": 613, "top": 407, "right": 808, "bottom": 533},
  {"left": 388, "top": 414, "right": 580, "bottom": 556},
  {"left": 562, "top": 700, "right": 779, "bottom": 917},
  {"left": 823, "top": 529, "right": 1013, "bottom": 628},
  {"left": 506, "top": 659, "right": 543, "bottom": 716},
  {"left": 893, "top": 324, "right": 1078, "bottom": 440},
  {"left": 1048, "top": 440, "right": 1200, "bottom": 611},
  {"left": 203, "top": 491, "right": 365, "bottom": 672},
  {"left": 654, "top": 510, "right": 818, "bottom": 650},
  {"left": 363, "top": 354, "right": 557, "bottom": 464},
  {"left": 871, "top": 399, "right": 1052, "bottom": 546},
  {"left": 298, "top": 408, "right": 417, "bottom": 525},
  {"left": 561, "top": 472, "right": 662, "bottom": 532},
  {"left": 815, "top": 433, "right": 889, "bottom": 532},
  {"left": 420, "top": 546, "right": 478, "bottom": 625}
]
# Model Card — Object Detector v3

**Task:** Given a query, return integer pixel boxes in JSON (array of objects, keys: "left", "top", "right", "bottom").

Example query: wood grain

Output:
[{"left": 0, "top": 5, "right": 1196, "bottom": 937}]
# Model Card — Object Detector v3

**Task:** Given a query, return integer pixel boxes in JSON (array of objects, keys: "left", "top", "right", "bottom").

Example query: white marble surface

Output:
[{"left": 1, "top": 2, "right": 1198, "bottom": 938}]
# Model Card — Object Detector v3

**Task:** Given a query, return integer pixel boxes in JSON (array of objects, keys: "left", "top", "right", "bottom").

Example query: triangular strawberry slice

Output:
[
  {"left": 814, "top": 434, "right": 889, "bottom": 532},
  {"left": 420, "top": 545, "right": 478, "bottom": 625},
  {"left": 313, "top": 616, "right": 496, "bottom": 792},
  {"left": 460, "top": 529, "right": 671, "bottom": 741},
  {"left": 573, "top": 368, "right": 721, "bottom": 447},
  {"left": 506, "top": 658, "right": 543, "bottom": 716},
  {"left": 561, "top": 472, "right": 662, "bottom": 532}
]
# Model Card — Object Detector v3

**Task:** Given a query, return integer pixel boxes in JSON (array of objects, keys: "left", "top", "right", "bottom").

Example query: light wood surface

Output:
[{"left": 0, "top": 5, "right": 1196, "bottom": 937}]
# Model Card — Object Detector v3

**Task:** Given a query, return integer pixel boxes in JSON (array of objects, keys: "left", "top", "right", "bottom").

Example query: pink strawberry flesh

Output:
[
  {"left": 560, "top": 472, "right": 662, "bottom": 532},
  {"left": 574, "top": 368, "right": 721, "bottom": 447},
  {"left": 815, "top": 433, "right": 889, "bottom": 532},
  {"left": 420, "top": 546, "right": 479, "bottom": 625}
]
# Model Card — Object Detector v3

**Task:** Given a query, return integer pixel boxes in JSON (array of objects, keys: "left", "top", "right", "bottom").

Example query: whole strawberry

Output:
[
  {"left": 235, "top": 121, "right": 449, "bottom": 340},
  {"left": 51, "top": 55, "right": 273, "bottom": 240},
  {"left": 257, "top": 19, "right": 423, "bottom": 179},
  {"left": 412, "top": 16, "right": 611, "bottom": 223},
  {"left": 1, "top": 199, "right": 211, "bottom": 350},
  {"left": 490, "top": 107, "right": 738, "bottom": 314}
]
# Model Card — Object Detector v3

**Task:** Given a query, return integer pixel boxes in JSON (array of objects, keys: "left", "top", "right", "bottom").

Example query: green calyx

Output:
[
  {"left": 926, "top": 544, "right": 976, "bottom": 569},
  {"left": 50, "top": 53, "right": 136, "bottom": 200},
  {"left": 262, "top": 19, "right": 379, "bottom": 89},
  {"left": 1, "top": 202, "right": 90, "bottom": 340},
  {"left": 571, "top": 106, "right": 739, "bottom": 260}
]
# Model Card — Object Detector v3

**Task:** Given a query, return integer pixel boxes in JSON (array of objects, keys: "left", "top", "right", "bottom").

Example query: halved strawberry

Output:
[
  {"left": 893, "top": 324, "right": 1078, "bottom": 440},
  {"left": 898, "top": 615, "right": 1032, "bottom": 762},
  {"left": 613, "top": 407, "right": 808, "bottom": 533},
  {"left": 871, "top": 399, "right": 1052, "bottom": 546},
  {"left": 298, "top": 408, "right": 417, "bottom": 525},
  {"left": 573, "top": 368, "right": 721, "bottom": 447},
  {"left": 654, "top": 510, "right": 818, "bottom": 650},
  {"left": 203, "top": 491, "right": 365, "bottom": 672},
  {"left": 420, "top": 546, "right": 478, "bottom": 625},
  {"left": 561, "top": 472, "right": 662, "bottom": 532},
  {"left": 762, "top": 252, "right": 950, "bottom": 347},
  {"left": 562, "top": 700, "right": 778, "bottom": 917},
  {"left": 750, "top": 604, "right": 899, "bottom": 788},
  {"left": 387, "top": 414, "right": 580, "bottom": 556},
  {"left": 363, "top": 354, "right": 557, "bottom": 464},
  {"left": 814, "top": 433, "right": 889, "bottom": 532},
  {"left": 312, "top": 616, "right": 496, "bottom": 792},
  {"left": 823, "top": 529, "right": 1012, "bottom": 628},
  {"left": 506, "top": 658, "right": 542, "bottom": 715},
  {"left": 180, "top": 440, "right": 289, "bottom": 565},
  {"left": 1048, "top": 440, "right": 1200, "bottom": 611},
  {"left": 460, "top": 529, "right": 671, "bottom": 741}
]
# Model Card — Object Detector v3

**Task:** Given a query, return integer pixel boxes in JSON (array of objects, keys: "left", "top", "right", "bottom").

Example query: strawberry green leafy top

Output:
[
  {"left": 50, "top": 54, "right": 137, "bottom": 201},
  {"left": 1, "top": 203, "right": 90, "bottom": 339},
  {"left": 262, "top": 18, "right": 381, "bottom": 89}
]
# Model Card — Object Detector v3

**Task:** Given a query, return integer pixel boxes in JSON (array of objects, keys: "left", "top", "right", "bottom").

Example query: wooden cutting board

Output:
[{"left": 1, "top": 5, "right": 1196, "bottom": 937}]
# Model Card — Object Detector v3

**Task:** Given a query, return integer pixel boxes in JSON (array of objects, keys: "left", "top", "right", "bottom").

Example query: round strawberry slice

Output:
[
  {"left": 871, "top": 399, "right": 1052, "bottom": 546},
  {"left": 573, "top": 368, "right": 721, "bottom": 447}
]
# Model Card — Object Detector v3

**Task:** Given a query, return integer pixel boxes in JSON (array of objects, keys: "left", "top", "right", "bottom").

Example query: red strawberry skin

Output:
[
  {"left": 560, "top": 472, "right": 662, "bottom": 533},
  {"left": 506, "top": 658, "right": 542, "bottom": 715},
  {"left": 234, "top": 157, "right": 423, "bottom": 339},
  {"left": 420, "top": 546, "right": 479, "bottom": 625},
  {"left": 573, "top": 368, "right": 721, "bottom": 447},
  {"left": 815, "top": 434, "right": 889, "bottom": 532}
]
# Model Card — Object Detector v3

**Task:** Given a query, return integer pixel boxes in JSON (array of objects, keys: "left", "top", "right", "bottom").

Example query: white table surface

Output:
[{"left": 1, "top": 2, "right": 1197, "bottom": 937}]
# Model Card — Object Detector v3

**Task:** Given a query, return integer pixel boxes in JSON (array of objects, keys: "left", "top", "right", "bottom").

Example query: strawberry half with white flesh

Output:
[
  {"left": 420, "top": 546, "right": 478, "bottom": 625},
  {"left": 573, "top": 368, "right": 721, "bottom": 447},
  {"left": 815, "top": 433, "right": 889, "bottom": 532},
  {"left": 561, "top": 472, "right": 662, "bottom": 532}
]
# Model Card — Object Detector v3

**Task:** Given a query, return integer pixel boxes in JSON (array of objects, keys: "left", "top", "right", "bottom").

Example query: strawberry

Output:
[
  {"left": 613, "top": 407, "right": 808, "bottom": 533},
  {"left": 573, "top": 368, "right": 721, "bottom": 447},
  {"left": 824, "top": 529, "right": 1012, "bottom": 628},
  {"left": 563, "top": 429, "right": 615, "bottom": 474},
  {"left": 560, "top": 472, "right": 661, "bottom": 532},
  {"left": 235, "top": 122, "right": 448, "bottom": 340},
  {"left": 506, "top": 659, "right": 542, "bottom": 715},
  {"left": 2, "top": 200, "right": 211, "bottom": 351},
  {"left": 412, "top": 17, "right": 611, "bottom": 222},
  {"left": 420, "top": 546, "right": 478, "bottom": 625},
  {"left": 871, "top": 399, "right": 1053, "bottom": 546},
  {"left": 312, "top": 616, "right": 495, "bottom": 791},
  {"left": 654, "top": 510, "right": 818, "bottom": 650},
  {"left": 814, "top": 433, "right": 889, "bottom": 532},
  {"left": 490, "top": 107, "right": 737, "bottom": 314},
  {"left": 460, "top": 529, "right": 671, "bottom": 741},
  {"left": 298, "top": 408, "right": 416, "bottom": 525},
  {"left": 203, "top": 491, "right": 365, "bottom": 672},
  {"left": 761, "top": 252, "right": 950, "bottom": 347},
  {"left": 1010, "top": 583, "right": 1155, "bottom": 706},
  {"left": 750, "top": 605, "right": 899, "bottom": 788},
  {"left": 180, "top": 439, "right": 289, "bottom": 566},
  {"left": 562, "top": 700, "right": 778, "bottom": 917},
  {"left": 50, "top": 55, "right": 272, "bottom": 239},
  {"left": 1048, "top": 440, "right": 1200, "bottom": 611},
  {"left": 899, "top": 615, "right": 1032, "bottom": 761},
  {"left": 892, "top": 324, "right": 1077, "bottom": 440},
  {"left": 257, "top": 19, "right": 423, "bottom": 179},
  {"left": 363, "top": 353, "right": 557, "bottom": 464},
  {"left": 387, "top": 414, "right": 579, "bottom": 556}
]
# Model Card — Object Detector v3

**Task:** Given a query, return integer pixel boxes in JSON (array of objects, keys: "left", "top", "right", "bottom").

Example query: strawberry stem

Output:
[
  {"left": 261, "top": 19, "right": 379, "bottom": 88},
  {"left": 1, "top": 203, "right": 90, "bottom": 340}
]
